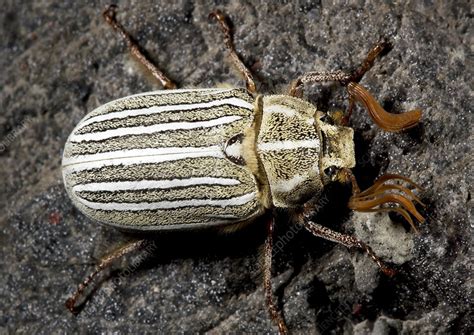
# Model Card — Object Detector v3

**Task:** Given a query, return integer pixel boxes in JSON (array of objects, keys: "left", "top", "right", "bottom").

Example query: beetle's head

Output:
[{"left": 316, "top": 112, "right": 356, "bottom": 185}]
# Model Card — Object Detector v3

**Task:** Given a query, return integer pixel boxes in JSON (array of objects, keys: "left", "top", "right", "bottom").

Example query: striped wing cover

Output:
[{"left": 62, "top": 88, "right": 263, "bottom": 230}]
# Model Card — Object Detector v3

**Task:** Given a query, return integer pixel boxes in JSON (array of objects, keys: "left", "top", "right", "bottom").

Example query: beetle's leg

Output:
[
  {"left": 263, "top": 214, "right": 289, "bottom": 334},
  {"left": 289, "top": 38, "right": 391, "bottom": 97},
  {"left": 289, "top": 70, "right": 351, "bottom": 97},
  {"left": 289, "top": 38, "right": 422, "bottom": 130},
  {"left": 343, "top": 38, "right": 421, "bottom": 130},
  {"left": 299, "top": 216, "right": 395, "bottom": 276},
  {"left": 65, "top": 239, "right": 147, "bottom": 314},
  {"left": 209, "top": 10, "right": 257, "bottom": 94},
  {"left": 346, "top": 37, "right": 392, "bottom": 83},
  {"left": 103, "top": 5, "right": 177, "bottom": 89}
]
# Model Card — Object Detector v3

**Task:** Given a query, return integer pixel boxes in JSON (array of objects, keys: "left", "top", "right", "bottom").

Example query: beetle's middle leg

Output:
[
  {"left": 263, "top": 214, "right": 289, "bottom": 334},
  {"left": 103, "top": 5, "right": 177, "bottom": 89},
  {"left": 210, "top": 10, "right": 257, "bottom": 94}
]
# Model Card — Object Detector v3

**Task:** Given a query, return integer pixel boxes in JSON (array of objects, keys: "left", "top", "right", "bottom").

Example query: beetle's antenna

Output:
[
  {"left": 209, "top": 10, "right": 257, "bottom": 94},
  {"left": 346, "top": 82, "right": 422, "bottom": 131},
  {"left": 288, "top": 38, "right": 422, "bottom": 131},
  {"left": 65, "top": 239, "right": 147, "bottom": 314},
  {"left": 342, "top": 170, "right": 425, "bottom": 233},
  {"left": 102, "top": 4, "right": 177, "bottom": 89}
]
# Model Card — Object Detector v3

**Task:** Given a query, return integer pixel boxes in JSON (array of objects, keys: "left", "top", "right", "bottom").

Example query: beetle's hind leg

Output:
[
  {"left": 65, "top": 239, "right": 147, "bottom": 314},
  {"left": 103, "top": 4, "right": 176, "bottom": 89},
  {"left": 209, "top": 10, "right": 257, "bottom": 94}
]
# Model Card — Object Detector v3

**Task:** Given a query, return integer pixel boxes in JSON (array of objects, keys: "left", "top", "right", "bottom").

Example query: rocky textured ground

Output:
[{"left": 1, "top": 1, "right": 472, "bottom": 334}]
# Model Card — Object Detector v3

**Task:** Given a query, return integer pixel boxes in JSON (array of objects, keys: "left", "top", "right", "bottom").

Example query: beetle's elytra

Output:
[{"left": 64, "top": 5, "right": 425, "bottom": 334}]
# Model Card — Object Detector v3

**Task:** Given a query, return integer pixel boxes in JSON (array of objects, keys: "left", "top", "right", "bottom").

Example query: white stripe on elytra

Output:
[
  {"left": 79, "top": 97, "right": 253, "bottom": 128},
  {"left": 70, "top": 115, "right": 242, "bottom": 142},
  {"left": 258, "top": 139, "right": 320, "bottom": 151},
  {"left": 76, "top": 191, "right": 256, "bottom": 211},
  {"left": 119, "top": 88, "right": 234, "bottom": 97},
  {"left": 88, "top": 89, "right": 235, "bottom": 110},
  {"left": 73, "top": 177, "right": 240, "bottom": 192},
  {"left": 62, "top": 146, "right": 225, "bottom": 172}
]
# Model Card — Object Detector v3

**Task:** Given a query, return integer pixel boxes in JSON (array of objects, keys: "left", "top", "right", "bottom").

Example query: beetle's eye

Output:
[
  {"left": 320, "top": 114, "right": 333, "bottom": 125},
  {"left": 324, "top": 166, "right": 337, "bottom": 179}
]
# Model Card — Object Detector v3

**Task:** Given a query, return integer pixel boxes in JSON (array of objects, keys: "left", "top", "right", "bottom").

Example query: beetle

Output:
[{"left": 63, "top": 5, "right": 425, "bottom": 334}]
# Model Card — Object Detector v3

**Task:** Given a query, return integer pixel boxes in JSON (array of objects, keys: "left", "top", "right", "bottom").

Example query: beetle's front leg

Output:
[
  {"left": 263, "top": 213, "right": 288, "bottom": 334},
  {"left": 103, "top": 5, "right": 177, "bottom": 89},
  {"left": 298, "top": 168, "right": 425, "bottom": 276},
  {"left": 288, "top": 70, "right": 351, "bottom": 98},
  {"left": 288, "top": 37, "right": 390, "bottom": 97},
  {"left": 289, "top": 38, "right": 422, "bottom": 132},
  {"left": 298, "top": 215, "right": 395, "bottom": 276}
]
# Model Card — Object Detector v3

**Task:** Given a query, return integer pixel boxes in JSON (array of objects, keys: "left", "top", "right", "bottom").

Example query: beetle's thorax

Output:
[
  {"left": 243, "top": 94, "right": 355, "bottom": 208},
  {"left": 254, "top": 95, "right": 320, "bottom": 208}
]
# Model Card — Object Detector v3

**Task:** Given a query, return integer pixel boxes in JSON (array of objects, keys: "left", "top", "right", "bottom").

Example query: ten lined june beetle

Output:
[{"left": 64, "top": 6, "right": 425, "bottom": 334}]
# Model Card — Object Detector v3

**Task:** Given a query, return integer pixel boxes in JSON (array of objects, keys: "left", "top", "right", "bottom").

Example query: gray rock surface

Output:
[{"left": 1, "top": 1, "right": 472, "bottom": 334}]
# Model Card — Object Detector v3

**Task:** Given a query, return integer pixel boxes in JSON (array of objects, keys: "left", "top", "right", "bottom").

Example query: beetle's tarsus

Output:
[
  {"left": 65, "top": 297, "right": 79, "bottom": 315},
  {"left": 102, "top": 4, "right": 177, "bottom": 89},
  {"left": 210, "top": 10, "right": 257, "bottom": 94},
  {"left": 103, "top": 4, "right": 118, "bottom": 23}
]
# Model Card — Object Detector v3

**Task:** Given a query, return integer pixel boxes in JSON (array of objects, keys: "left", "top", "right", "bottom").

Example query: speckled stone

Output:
[{"left": 1, "top": 1, "right": 471, "bottom": 334}]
